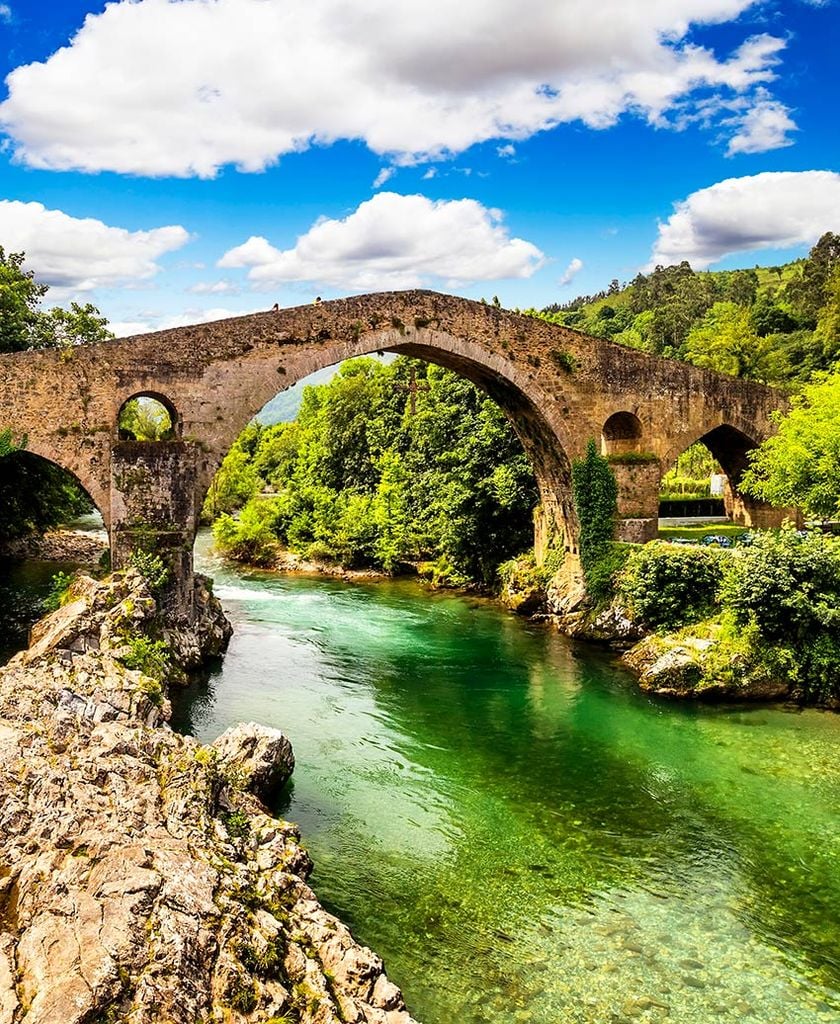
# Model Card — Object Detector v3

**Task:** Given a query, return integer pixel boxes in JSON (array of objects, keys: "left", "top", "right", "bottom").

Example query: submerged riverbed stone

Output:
[
  {"left": 213, "top": 721, "right": 295, "bottom": 802},
  {"left": 0, "top": 570, "right": 417, "bottom": 1024}
]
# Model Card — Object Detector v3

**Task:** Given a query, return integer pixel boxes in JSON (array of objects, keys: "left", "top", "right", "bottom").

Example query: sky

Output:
[{"left": 0, "top": 0, "right": 839, "bottom": 337}]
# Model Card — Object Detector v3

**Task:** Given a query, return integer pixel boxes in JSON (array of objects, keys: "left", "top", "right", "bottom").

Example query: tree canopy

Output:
[
  {"left": 741, "top": 371, "right": 840, "bottom": 520},
  {"left": 209, "top": 357, "right": 539, "bottom": 584},
  {"left": 0, "top": 247, "right": 112, "bottom": 353}
]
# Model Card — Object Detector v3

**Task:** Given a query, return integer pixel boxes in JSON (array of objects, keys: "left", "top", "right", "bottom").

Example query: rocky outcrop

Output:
[
  {"left": 214, "top": 722, "right": 295, "bottom": 803},
  {"left": 164, "top": 573, "right": 234, "bottom": 676},
  {"left": 0, "top": 570, "right": 418, "bottom": 1024},
  {"left": 622, "top": 632, "right": 792, "bottom": 702}
]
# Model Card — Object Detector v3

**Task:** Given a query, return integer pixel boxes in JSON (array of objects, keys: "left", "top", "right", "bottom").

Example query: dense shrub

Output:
[
  {"left": 128, "top": 550, "right": 170, "bottom": 593},
  {"left": 586, "top": 542, "right": 634, "bottom": 604},
  {"left": 213, "top": 500, "right": 281, "bottom": 567},
  {"left": 719, "top": 527, "right": 840, "bottom": 700},
  {"left": 572, "top": 439, "right": 618, "bottom": 590},
  {"left": 618, "top": 541, "right": 724, "bottom": 630}
]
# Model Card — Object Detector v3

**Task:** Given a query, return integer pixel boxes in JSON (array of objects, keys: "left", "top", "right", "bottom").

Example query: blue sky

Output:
[{"left": 0, "top": 0, "right": 838, "bottom": 335}]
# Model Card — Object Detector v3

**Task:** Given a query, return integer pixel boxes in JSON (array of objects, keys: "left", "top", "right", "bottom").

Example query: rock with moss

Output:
[
  {"left": 214, "top": 722, "right": 295, "bottom": 803},
  {"left": 0, "top": 572, "right": 418, "bottom": 1024},
  {"left": 622, "top": 630, "right": 792, "bottom": 702}
]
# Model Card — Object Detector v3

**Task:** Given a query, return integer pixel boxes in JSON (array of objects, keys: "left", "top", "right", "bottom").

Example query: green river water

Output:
[{"left": 3, "top": 534, "right": 840, "bottom": 1023}]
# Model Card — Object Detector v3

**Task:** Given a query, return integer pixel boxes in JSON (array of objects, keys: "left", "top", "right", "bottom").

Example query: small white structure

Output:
[{"left": 710, "top": 472, "right": 727, "bottom": 497}]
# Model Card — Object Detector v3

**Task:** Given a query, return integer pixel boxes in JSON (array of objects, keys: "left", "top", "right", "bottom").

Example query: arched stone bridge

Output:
[{"left": 0, "top": 290, "right": 789, "bottom": 615}]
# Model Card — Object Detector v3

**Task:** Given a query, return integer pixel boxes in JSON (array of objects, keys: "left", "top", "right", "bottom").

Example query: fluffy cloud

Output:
[
  {"left": 111, "top": 305, "right": 262, "bottom": 337},
  {"left": 649, "top": 171, "right": 840, "bottom": 269},
  {"left": 0, "top": 5, "right": 11, "bottom": 23},
  {"left": 726, "top": 93, "right": 797, "bottom": 155},
  {"left": 219, "top": 192, "right": 544, "bottom": 290},
  {"left": 0, "top": 200, "right": 189, "bottom": 293},
  {"left": 558, "top": 257, "right": 584, "bottom": 287},
  {"left": 0, "top": 0, "right": 791, "bottom": 177}
]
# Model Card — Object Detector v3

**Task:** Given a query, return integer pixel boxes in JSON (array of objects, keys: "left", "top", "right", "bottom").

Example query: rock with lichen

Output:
[{"left": 0, "top": 570, "right": 418, "bottom": 1024}]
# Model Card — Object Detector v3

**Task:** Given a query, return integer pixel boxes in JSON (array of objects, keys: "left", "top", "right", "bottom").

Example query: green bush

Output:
[
  {"left": 119, "top": 635, "right": 171, "bottom": 682},
  {"left": 586, "top": 542, "right": 634, "bottom": 603},
  {"left": 619, "top": 541, "right": 723, "bottom": 629},
  {"left": 43, "top": 570, "right": 74, "bottom": 612},
  {"left": 128, "top": 549, "right": 170, "bottom": 593},
  {"left": 719, "top": 526, "right": 840, "bottom": 699},
  {"left": 213, "top": 499, "right": 281, "bottom": 567}
]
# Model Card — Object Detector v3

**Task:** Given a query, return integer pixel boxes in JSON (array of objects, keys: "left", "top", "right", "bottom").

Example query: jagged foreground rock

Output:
[{"left": 0, "top": 570, "right": 417, "bottom": 1024}]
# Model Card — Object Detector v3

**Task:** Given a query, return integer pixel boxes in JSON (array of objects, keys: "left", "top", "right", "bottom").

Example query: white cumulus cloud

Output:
[
  {"left": 0, "top": 0, "right": 792, "bottom": 177},
  {"left": 0, "top": 199, "right": 189, "bottom": 293},
  {"left": 218, "top": 192, "right": 544, "bottom": 290},
  {"left": 0, "top": 5, "right": 12, "bottom": 23},
  {"left": 726, "top": 93, "right": 797, "bottom": 155},
  {"left": 558, "top": 257, "right": 584, "bottom": 286},
  {"left": 649, "top": 171, "right": 840, "bottom": 270}
]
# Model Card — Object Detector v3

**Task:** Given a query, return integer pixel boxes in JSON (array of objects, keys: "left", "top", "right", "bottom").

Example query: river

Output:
[{"left": 3, "top": 533, "right": 840, "bottom": 1023}]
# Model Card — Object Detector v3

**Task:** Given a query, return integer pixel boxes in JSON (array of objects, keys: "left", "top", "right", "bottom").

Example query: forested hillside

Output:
[{"left": 529, "top": 231, "right": 840, "bottom": 387}]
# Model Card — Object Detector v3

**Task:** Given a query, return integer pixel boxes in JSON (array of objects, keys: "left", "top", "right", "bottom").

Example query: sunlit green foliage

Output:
[
  {"left": 741, "top": 371, "right": 840, "bottom": 519},
  {"left": 210, "top": 357, "right": 539, "bottom": 583},
  {"left": 719, "top": 527, "right": 840, "bottom": 700},
  {"left": 619, "top": 542, "right": 724, "bottom": 630},
  {"left": 530, "top": 232, "right": 840, "bottom": 386},
  {"left": 1, "top": 247, "right": 112, "bottom": 353},
  {"left": 118, "top": 397, "right": 175, "bottom": 441}
]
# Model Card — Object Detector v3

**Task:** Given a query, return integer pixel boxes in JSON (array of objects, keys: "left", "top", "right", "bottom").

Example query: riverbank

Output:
[
  {"left": 0, "top": 527, "right": 107, "bottom": 566},
  {"left": 0, "top": 568, "right": 417, "bottom": 1024}
]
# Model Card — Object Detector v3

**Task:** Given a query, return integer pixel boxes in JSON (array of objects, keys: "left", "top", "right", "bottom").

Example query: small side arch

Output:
[
  {"left": 601, "top": 411, "right": 644, "bottom": 456},
  {"left": 116, "top": 392, "right": 180, "bottom": 442}
]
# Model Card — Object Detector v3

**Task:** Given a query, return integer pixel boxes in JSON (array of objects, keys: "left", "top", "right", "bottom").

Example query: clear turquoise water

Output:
[{"left": 5, "top": 536, "right": 839, "bottom": 1023}]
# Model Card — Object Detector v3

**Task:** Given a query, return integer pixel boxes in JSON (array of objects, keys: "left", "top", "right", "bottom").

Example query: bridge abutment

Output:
[{"left": 110, "top": 441, "right": 199, "bottom": 618}]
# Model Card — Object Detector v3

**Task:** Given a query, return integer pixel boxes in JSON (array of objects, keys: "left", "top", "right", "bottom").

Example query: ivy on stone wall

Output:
[{"left": 572, "top": 439, "right": 618, "bottom": 589}]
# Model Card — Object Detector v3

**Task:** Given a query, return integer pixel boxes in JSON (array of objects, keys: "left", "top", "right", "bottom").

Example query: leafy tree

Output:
[
  {"left": 783, "top": 231, "right": 840, "bottom": 323},
  {"left": 0, "top": 247, "right": 48, "bottom": 353},
  {"left": 683, "top": 302, "right": 778, "bottom": 381},
  {"left": 740, "top": 372, "right": 840, "bottom": 519},
  {"left": 813, "top": 266, "right": 840, "bottom": 366},
  {"left": 210, "top": 357, "right": 539, "bottom": 584},
  {"left": 0, "top": 247, "right": 112, "bottom": 352}
]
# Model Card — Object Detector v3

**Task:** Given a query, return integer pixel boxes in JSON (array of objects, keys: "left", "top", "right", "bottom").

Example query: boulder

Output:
[{"left": 213, "top": 721, "right": 295, "bottom": 802}]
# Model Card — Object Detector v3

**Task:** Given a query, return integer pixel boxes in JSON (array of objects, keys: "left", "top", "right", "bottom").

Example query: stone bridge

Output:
[{"left": 0, "top": 290, "right": 789, "bottom": 615}]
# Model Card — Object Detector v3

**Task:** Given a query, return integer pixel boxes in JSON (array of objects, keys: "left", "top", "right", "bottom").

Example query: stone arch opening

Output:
[
  {"left": 662, "top": 424, "right": 792, "bottom": 529},
  {"left": 197, "top": 340, "right": 577, "bottom": 578},
  {"left": 117, "top": 392, "right": 179, "bottom": 442},
  {"left": 601, "top": 411, "right": 644, "bottom": 456},
  {"left": 0, "top": 447, "right": 104, "bottom": 545}
]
